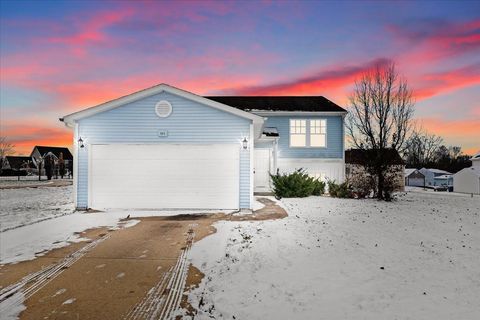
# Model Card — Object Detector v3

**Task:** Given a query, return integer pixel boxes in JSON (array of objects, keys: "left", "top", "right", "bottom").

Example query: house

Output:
[
  {"left": 418, "top": 168, "right": 452, "bottom": 187},
  {"left": 345, "top": 148, "right": 405, "bottom": 192},
  {"left": 404, "top": 168, "right": 426, "bottom": 187},
  {"left": 453, "top": 152, "right": 480, "bottom": 195},
  {"left": 434, "top": 174, "right": 453, "bottom": 188},
  {"left": 60, "top": 84, "right": 347, "bottom": 210},
  {"left": 31, "top": 146, "right": 73, "bottom": 166},
  {"left": 30, "top": 146, "right": 73, "bottom": 176},
  {"left": 1, "top": 156, "right": 35, "bottom": 176}
]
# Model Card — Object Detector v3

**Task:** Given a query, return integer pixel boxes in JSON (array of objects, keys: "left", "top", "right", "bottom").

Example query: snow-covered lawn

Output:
[
  {"left": 0, "top": 185, "right": 74, "bottom": 232},
  {"left": 187, "top": 192, "right": 480, "bottom": 319}
]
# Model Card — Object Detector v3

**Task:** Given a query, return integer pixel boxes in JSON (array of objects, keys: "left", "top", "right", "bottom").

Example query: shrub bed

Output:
[{"left": 270, "top": 169, "right": 325, "bottom": 199}]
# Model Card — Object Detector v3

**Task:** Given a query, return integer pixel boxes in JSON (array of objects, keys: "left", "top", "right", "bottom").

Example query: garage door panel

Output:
[
  {"left": 89, "top": 144, "right": 240, "bottom": 209},
  {"left": 91, "top": 160, "right": 238, "bottom": 175},
  {"left": 91, "top": 144, "right": 239, "bottom": 160}
]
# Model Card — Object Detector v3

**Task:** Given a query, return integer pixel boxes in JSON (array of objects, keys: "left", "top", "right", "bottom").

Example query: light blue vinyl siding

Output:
[
  {"left": 76, "top": 91, "right": 251, "bottom": 209},
  {"left": 255, "top": 141, "right": 275, "bottom": 149},
  {"left": 263, "top": 116, "right": 344, "bottom": 159}
]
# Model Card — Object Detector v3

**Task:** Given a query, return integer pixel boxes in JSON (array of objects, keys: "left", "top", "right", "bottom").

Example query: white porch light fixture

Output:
[
  {"left": 78, "top": 137, "right": 85, "bottom": 148},
  {"left": 242, "top": 137, "right": 248, "bottom": 150}
]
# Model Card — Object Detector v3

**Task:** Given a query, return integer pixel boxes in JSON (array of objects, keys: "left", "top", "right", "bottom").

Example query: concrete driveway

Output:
[{"left": 0, "top": 198, "right": 286, "bottom": 319}]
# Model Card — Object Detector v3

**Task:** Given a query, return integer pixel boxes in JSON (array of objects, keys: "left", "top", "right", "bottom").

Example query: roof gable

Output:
[
  {"left": 61, "top": 84, "right": 263, "bottom": 126},
  {"left": 32, "top": 146, "right": 73, "bottom": 160}
]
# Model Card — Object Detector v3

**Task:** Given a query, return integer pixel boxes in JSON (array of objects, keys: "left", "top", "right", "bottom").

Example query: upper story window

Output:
[
  {"left": 290, "top": 119, "right": 307, "bottom": 147},
  {"left": 289, "top": 119, "right": 327, "bottom": 148},
  {"left": 310, "top": 119, "right": 327, "bottom": 147}
]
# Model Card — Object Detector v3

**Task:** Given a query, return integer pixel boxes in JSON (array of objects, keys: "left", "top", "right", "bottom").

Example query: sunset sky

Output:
[{"left": 1, "top": 0, "right": 479, "bottom": 155}]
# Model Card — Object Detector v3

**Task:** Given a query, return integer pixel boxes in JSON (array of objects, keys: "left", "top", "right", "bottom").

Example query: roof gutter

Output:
[{"left": 250, "top": 111, "right": 348, "bottom": 116}]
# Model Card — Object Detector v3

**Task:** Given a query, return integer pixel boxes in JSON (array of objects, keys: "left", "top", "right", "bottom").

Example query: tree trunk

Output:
[{"left": 377, "top": 170, "right": 385, "bottom": 200}]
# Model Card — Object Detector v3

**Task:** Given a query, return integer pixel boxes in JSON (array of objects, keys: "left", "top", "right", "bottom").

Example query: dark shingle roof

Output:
[
  {"left": 345, "top": 149, "right": 405, "bottom": 165},
  {"left": 4, "top": 156, "right": 35, "bottom": 169},
  {"left": 205, "top": 96, "right": 346, "bottom": 113},
  {"left": 33, "top": 146, "right": 73, "bottom": 160},
  {"left": 263, "top": 127, "right": 279, "bottom": 137}
]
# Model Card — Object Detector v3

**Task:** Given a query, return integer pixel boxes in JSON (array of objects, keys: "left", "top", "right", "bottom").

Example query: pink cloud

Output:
[
  {"left": 224, "top": 58, "right": 392, "bottom": 95},
  {"left": 44, "top": 9, "right": 133, "bottom": 57},
  {"left": 414, "top": 63, "right": 480, "bottom": 99},
  {"left": 2, "top": 120, "right": 72, "bottom": 155},
  {"left": 388, "top": 18, "right": 480, "bottom": 64}
]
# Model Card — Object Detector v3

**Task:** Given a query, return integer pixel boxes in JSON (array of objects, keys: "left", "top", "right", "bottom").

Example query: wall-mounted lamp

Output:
[
  {"left": 242, "top": 137, "right": 248, "bottom": 150},
  {"left": 78, "top": 137, "right": 85, "bottom": 148}
]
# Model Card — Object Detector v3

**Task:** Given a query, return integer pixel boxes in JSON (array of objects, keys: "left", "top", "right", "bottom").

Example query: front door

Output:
[{"left": 254, "top": 149, "right": 271, "bottom": 192}]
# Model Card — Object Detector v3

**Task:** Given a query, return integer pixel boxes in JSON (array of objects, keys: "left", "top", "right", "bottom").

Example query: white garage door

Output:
[
  {"left": 89, "top": 144, "right": 240, "bottom": 210},
  {"left": 408, "top": 177, "right": 424, "bottom": 187}
]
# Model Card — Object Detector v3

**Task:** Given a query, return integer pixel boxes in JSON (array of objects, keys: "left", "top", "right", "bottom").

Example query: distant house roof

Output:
[
  {"left": 32, "top": 146, "right": 73, "bottom": 160},
  {"left": 345, "top": 148, "right": 405, "bottom": 166},
  {"left": 3, "top": 156, "right": 34, "bottom": 169},
  {"left": 405, "top": 168, "right": 419, "bottom": 177},
  {"left": 205, "top": 96, "right": 347, "bottom": 113},
  {"left": 424, "top": 168, "right": 451, "bottom": 175},
  {"left": 471, "top": 151, "right": 480, "bottom": 161}
]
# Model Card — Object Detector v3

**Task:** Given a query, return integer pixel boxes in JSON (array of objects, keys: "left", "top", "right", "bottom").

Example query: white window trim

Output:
[
  {"left": 309, "top": 119, "right": 327, "bottom": 148},
  {"left": 289, "top": 118, "right": 328, "bottom": 148},
  {"left": 289, "top": 119, "right": 307, "bottom": 147}
]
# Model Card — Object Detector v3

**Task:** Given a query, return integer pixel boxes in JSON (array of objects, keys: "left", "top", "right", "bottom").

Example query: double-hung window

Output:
[
  {"left": 289, "top": 119, "right": 307, "bottom": 147},
  {"left": 310, "top": 119, "right": 327, "bottom": 147},
  {"left": 289, "top": 119, "right": 327, "bottom": 147}
]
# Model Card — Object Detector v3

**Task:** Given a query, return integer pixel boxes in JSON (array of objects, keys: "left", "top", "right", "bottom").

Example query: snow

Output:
[
  {"left": 0, "top": 185, "right": 74, "bottom": 232},
  {"left": 253, "top": 198, "right": 265, "bottom": 211},
  {"left": 62, "top": 298, "right": 76, "bottom": 305},
  {"left": 0, "top": 210, "right": 140, "bottom": 265},
  {"left": 187, "top": 191, "right": 480, "bottom": 319},
  {"left": 0, "top": 291, "right": 26, "bottom": 320}
]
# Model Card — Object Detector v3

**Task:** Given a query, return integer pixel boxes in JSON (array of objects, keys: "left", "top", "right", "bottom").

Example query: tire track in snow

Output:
[
  {"left": 124, "top": 225, "right": 196, "bottom": 320},
  {"left": 0, "top": 234, "right": 110, "bottom": 314}
]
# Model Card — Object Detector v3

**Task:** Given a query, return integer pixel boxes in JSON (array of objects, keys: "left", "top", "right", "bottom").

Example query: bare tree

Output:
[
  {"left": 449, "top": 146, "right": 462, "bottom": 160},
  {"left": 404, "top": 130, "right": 443, "bottom": 167},
  {"left": 0, "top": 136, "right": 15, "bottom": 158},
  {"left": 346, "top": 62, "right": 415, "bottom": 200}
]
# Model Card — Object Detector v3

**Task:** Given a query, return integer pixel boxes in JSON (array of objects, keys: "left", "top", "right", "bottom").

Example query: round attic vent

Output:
[{"left": 155, "top": 100, "right": 172, "bottom": 118}]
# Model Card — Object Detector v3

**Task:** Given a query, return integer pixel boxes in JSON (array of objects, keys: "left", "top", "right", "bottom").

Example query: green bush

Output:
[
  {"left": 312, "top": 179, "right": 326, "bottom": 196},
  {"left": 327, "top": 180, "right": 352, "bottom": 198},
  {"left": 270, "top": 169, "right": 325, "bottom": 199}
]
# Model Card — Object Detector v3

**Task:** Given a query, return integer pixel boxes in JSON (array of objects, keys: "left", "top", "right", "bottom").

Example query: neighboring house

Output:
[
  {"left": 404, "top": 168, "right": 426, "bottom": 187},
  {"left": 345, "top": 148, "right": 405, "bottom": 191},
  {"left": 1, "top": 156, "right": 35, "bottom": 175},
  {"left": 434, "top": 174, "right": 453, "bottom": 188},
  {"left": 30, "top": 146, "right": 73, "bottom": 175},
  {"left": 31, "top": 146, "right": 73, "bottom": 166},
  {"left": 60, "top": 84, "right": 347, "bottom": 210},
  {"left": 418, "top": 168, "right": 452, "bottom": 187},
  {"left": 453, "top": 152, "right": 480, "bottom": 195}
]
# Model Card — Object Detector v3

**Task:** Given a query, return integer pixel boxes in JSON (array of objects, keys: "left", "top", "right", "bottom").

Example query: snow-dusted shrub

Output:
[
  {"left": 346, "top": 164, "right": 374, "bottom": 198},
  {"left": 327, "top": 180, "right": 352, "bottom": 198},
  {"left": 346, "top": 163, "right": 403, "bottom": 200},
  {"left": 312, "top": 179, "right": 326, "bottom": 196},
  {"left": 270, "top": 169, "right": 323, "bottom": 199}
]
